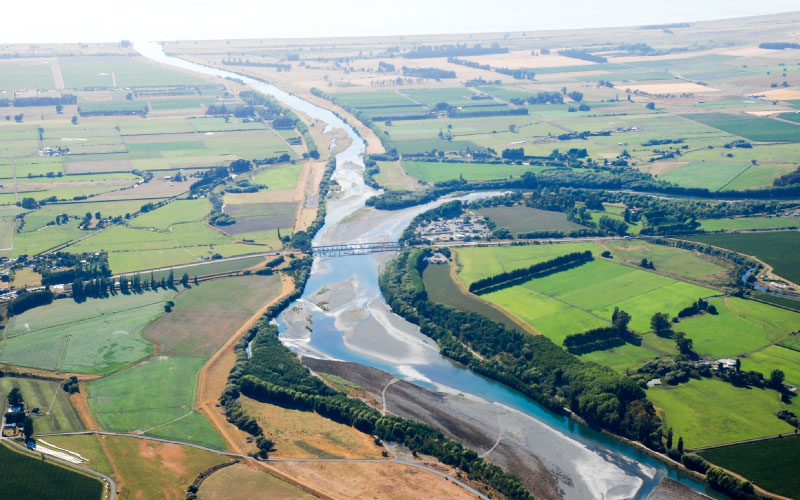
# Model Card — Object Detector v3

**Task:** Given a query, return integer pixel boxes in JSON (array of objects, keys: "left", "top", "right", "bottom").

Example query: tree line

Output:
[{"left": 468, "top": 250, "right": 593, "bottom": 294}]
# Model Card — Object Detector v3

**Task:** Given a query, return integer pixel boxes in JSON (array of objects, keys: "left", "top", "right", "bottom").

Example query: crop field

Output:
[
  {"left": 476, "top": 206, "right": 585, "bottom": 234},
  {"left": 221, "top": 201, "right": 297, "bottom": 234},
  {"left": 680, "top": 113, "right": 800, "bottom": 142},
  {"left": 647, "top": 378, "right": 794, "bottom": 448},
  {"left": 698, "top": 436, "right": 800, "bottom": 499},
  {"left": 99, "top": 435, "right": 227, "bottom": 500},
  {"left": 58, "top": 55, "right": 206, "bottom": 89},
  {"left": 0, "top": 60, "right": 56, "bottom": 89},
  {"left": 0, "top": 378, "right": 84, "bottom": 434},
  {"left": 0, "top": 443, "right": 103, "bottom": 500},
  {"left": 142, "top": 274, "right": 281, "bottom": 356},
  {"left": 698, "top": 216, "right": 800, "bottom": 231},
  {"left": 198, "top": 463, "right": 316, "bottom": 500},
  {"left": 683, "top": 231, "right": 800, "bottom": 284},
  {"left": 676, "top": 297, "right": 800, "bottom": 358},
  {"left": 1, "top": 289, "right": 175, "bottom": 374},
  {"left": 86, "top": 355, "right": 224, "bottom": 449}
]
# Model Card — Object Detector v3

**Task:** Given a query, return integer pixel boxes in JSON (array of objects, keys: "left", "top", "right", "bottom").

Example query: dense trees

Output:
[
  {"left": 8, "top": 289, "right": 54, "bottom": 316},
  {"left": 401, "top": 66, "right": 457, "bottom": 79},
  {"left": 404, "top": 43, "right": 508, "bottom": 58}
]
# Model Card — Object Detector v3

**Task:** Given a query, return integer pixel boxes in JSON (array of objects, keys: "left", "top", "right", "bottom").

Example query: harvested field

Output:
[
  {"left": 199, "top": 463, "right": 317, "bottom": 500},
  {"left": 476, "top": 206, "right": 585, "bottom": 234},
  {"left": 269, "top": 461, "right": 479, "bottom": 500},
  {"left": 239, "top": 396, "right": 384, "bottom": 459},
  {"left": 100, "top": 435, "right": 228, "bottom": 500},
  {"left": 222, "top": 202, "right": 297, "bottom": 235},
  {"left": 623, "top": 83, "right": 719, "bottom": 94},
  {"left": 142, "top": 274, "right": 282, "bottom": 357}
]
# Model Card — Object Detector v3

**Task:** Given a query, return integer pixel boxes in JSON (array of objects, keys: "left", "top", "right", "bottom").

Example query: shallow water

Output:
[{"left": 138, "top": 42, "right": 722, "bottom": 499}]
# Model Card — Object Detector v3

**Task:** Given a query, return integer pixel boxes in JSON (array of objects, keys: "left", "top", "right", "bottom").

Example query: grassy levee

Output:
[
  {"left": 0, "top": 442, "right": 103, "bottom": 500},
  {"left": 647, "top": 378, "right": 795, "bottom": 448},
  {"left": 698, "top": 436, "right": 800, "bottom": 499}
]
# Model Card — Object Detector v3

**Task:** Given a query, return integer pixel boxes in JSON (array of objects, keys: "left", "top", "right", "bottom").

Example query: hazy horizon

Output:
[{"left": 2, "top": 0, "right": 799, "bottom": 44}]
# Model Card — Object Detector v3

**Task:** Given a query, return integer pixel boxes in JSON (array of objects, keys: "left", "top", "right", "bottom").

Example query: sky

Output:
[{"left": 3, "top": 0, "right": 799, "bottom": 43}]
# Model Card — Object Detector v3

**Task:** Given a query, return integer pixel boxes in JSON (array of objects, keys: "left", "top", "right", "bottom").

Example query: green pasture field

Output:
[
  {"left": 86, "top": 355, "right": 224, "bottom": 449},
  {"left": 0, "top": 216, "right": 15, "bottom": 253},
  {"left": 0, "top": 378, "right": 84, "bottom": 434},
  {"left": 680, "top": 113, "right": 800, "bottom": 142},
  {"left": 102, "top": 243, "right": 265, "bottom": 275},
  {"left": 142, "top": 274, "right": 282, "bottom": 357},
  {"left": 59, "top": 55, "right": 206, "bottom": 89},
  {"left": 401, "top": 160, "right": 543, "bottom": 182},
  {"left": 580, "top": 343, "right": 661, "bottom": 374},
  {"left": 0, "top": 443, "right": 103, "bottom": 500},
  {"left": 0, "top": 158, "right": 64, "bottom": 179},
  {"left": 676, "top": 297, "right": 800, "bottom": 358},
  {"left": 647, "top": 377, "right": 794, "bottom": 448},
  {"left": 422, "top": 262, "right": 523, "bottom": 332},
  {"left": 398, "top": 88, "right": 476, "bottom": 106},
  {"left": 604, "top": 240, "right": 727, "bottom": 284},
  {"left": 148, "top": 97, "right": 217, "bottom": 110},
  {"left": 393, "top": 138, "right": 480, "bottom": 155},
  {"left": 658, "top": 161, "right": 752, "bottom": 192},
  {"left": 78, "top": 101, "right": 148, "bottom": 114},
  {"left": 699, "top": 436, "right": 800, "bottom": 499},
  {"left": 476, "top": 206, "right": 585, "bottom": 234},
  {"left": 126, "top": 140, "right": 206, "bottom": 153},
  {"left": 0, "top": 61, "right": 56, "bottom": 89},
  {"left": 456, "top": 244, "right": 717, "bottom": 338},
  {"left": 130, "top": 198, "right": 211, "bottom": 230},
  {"left": 36, "top": 199, "right": 151, "bottom": 219},
  {"left": 12, "top": 221, "right": 84, "bottom": 257},
  {"left": 741, "top": 345, "right": 800, "bottom": 387},
  {"left": 332, "top": 91, "right": 417, "bottom": 108},
  {"left": 682, "top": 231, "right": 800, "bottom": 284},
  {"left": 251, "top": 163, "right": 303, "bottom": 190},
  {"left": 1, "top": 289, "right": 175, "bottom": 374},
  {"left": 698, "top": 216, "right": 800, "bottom": 231}
]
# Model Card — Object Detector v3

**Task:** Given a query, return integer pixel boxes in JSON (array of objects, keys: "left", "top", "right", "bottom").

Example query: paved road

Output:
[{"left": 37, "top": 430, "right": 489, "bottom": 499}]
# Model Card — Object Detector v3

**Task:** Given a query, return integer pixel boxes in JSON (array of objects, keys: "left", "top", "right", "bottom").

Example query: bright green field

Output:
[
  {"left": 580, "top": 343, "right": 661, "bottom": 374},
  {"left": 251, "top": 163, "right": 303, "bottom": 190},
  {"left": 648, "top": 377, "right": 794, "bottom": 448},
  {"left": 740, "top": 345, "right": 800, "bottom": 387},
  {"left": 676, "top": 297, "right": 800, "bottom": 358},
  {"left": 0, "top": 378, "right": 84, "bottom": 434},
  {"left": 86, "top": 355, "right": 224, "bottom": 449},
  {"left": 658, "top": 161, "right": 751, "bottom": 192},
  {"left": 681, "top": 113, "right": 800, "bottom": 142},
  {"left": 401, "top": 160, "right": 543, "bottom": 182},
  {"left": 59, "top": 56, "right": 206, "bottom": 89},
  {"left": 699, "top": 436, "right": 800, "bottom": 499},
  {"left": 457, "top": 245, "right": 716, "bottom": 340},
  {"left": 683, "top": 231, "right": 800, "bottom": 284},
  {"left": 0, "top": 443, "right": 103, "bottom": 500},
  {"left": 699, "top": 216, "right": 800, "bottom": 231},
  {"left": 1, "top": 290, "right": 175, "bottom": 374}
]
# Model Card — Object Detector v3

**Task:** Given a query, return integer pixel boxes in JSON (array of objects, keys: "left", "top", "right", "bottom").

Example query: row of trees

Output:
[{"left": 468, "top": 250, "right": 593, "bottom": 294}]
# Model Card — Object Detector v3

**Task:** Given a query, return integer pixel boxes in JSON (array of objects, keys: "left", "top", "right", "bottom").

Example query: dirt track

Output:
[{"left": 194, "top": 274, "right": 295, "bottom": 454}]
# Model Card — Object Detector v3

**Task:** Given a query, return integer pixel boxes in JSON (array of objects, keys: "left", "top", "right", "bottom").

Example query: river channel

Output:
[{"left": 136, "top": 41, "right": 722, "bottom": 500}]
